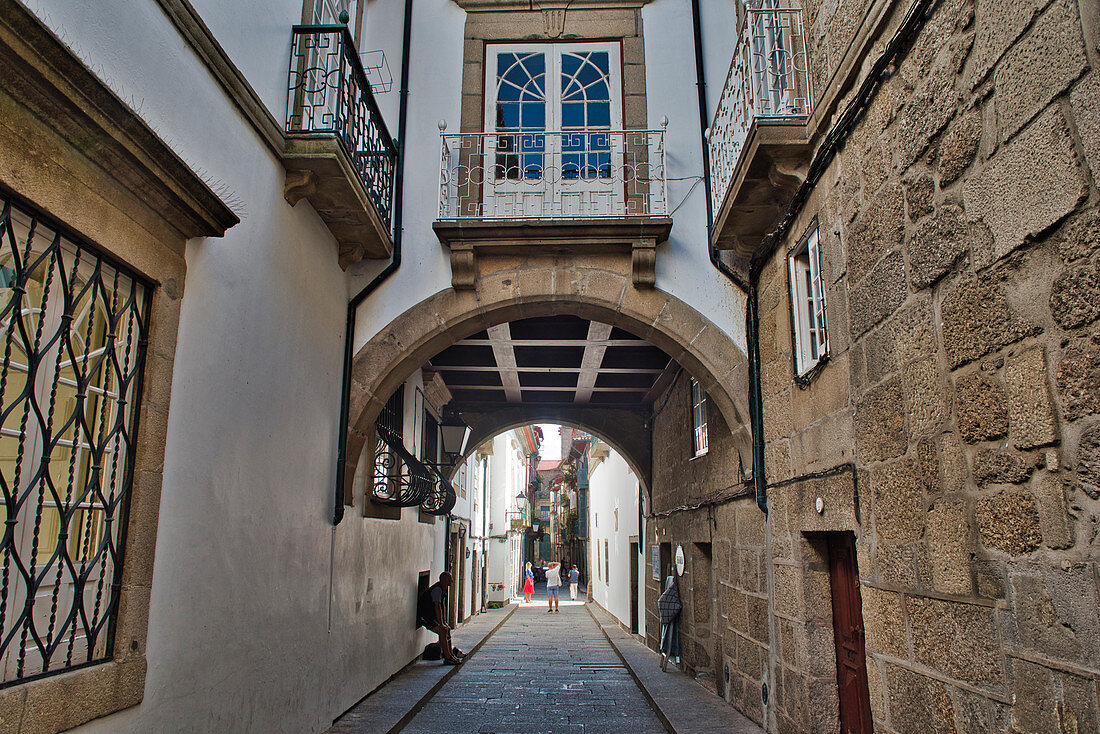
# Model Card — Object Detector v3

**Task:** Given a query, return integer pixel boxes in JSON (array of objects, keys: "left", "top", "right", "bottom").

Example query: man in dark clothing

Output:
[{"left": 417, "top": 572, "right": 463, "bottom": 665}]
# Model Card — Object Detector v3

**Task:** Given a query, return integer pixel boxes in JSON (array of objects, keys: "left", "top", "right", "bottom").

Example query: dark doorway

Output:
[
  {"left": 448, "top": 535, "right": 459, "bottom": 627},
  {"left": 629, "top": 541, "right": 639, "bottom": 633},
  {"left": 827, "top": 532, "right": 873, "bottom": 734},
  {"left": 693, "top": 542, "right": 713, "bottom": 678},
  {"left": 416, "top": 571, "right": 430, "bottom": 629},
  {"left": 471, "top": 550, "right": 478, "bottom": 615},
  {"left": 457, "top": 537, "right": 467, "bottom": 623},
  {"left": 480, "top": 551, "right": 487, "bottom": 611}
]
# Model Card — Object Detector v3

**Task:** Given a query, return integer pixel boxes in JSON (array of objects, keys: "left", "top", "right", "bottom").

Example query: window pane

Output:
[
  {"left": 562, "top": 102, "right": 585, "bottom": 129},
  {"left": 588, "top": 101, "right": 611, "bottom": 127}
]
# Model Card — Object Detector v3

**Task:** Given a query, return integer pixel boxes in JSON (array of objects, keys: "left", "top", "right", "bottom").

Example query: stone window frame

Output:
[
  {"left": 787, "top": 217, "right": 829, "bottom": 381},
  {"left": 458, "top": 6, "right": 649, "bottom": 136}
]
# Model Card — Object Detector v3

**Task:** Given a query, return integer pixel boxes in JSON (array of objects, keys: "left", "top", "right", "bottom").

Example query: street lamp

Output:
[{"left": 439, "top": 405, "right": 471, "bottom": 458}]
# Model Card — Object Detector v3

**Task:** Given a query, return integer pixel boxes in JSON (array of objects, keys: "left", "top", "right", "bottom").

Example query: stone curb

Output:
[
  {"left": 587, "top": 603, "right": 764, "bottom": 734},
  {"left": 387, "top": 603, "right": 518, "bottom": 733}
]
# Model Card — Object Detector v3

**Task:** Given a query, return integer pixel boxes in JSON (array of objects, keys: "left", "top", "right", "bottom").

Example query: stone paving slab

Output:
[
  {"left": 587, "top": 604, "right": 764, "bottom": 734},
  {"left": 327, "top": 604, "right": 517, "bottom": 734}
]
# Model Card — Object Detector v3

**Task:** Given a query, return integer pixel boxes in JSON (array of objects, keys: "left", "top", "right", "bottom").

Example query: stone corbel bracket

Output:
[
  {"left": 432, "top": 218, "right": 672, "bottom": 290},
  {"left": 282, "top": 135, "right": 394, "bottom": 269}
]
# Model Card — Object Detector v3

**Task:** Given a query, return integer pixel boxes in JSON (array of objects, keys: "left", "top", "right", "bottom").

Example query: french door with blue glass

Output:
[{"left": 484, "top": 43, "right": 623, "bottom": 218}]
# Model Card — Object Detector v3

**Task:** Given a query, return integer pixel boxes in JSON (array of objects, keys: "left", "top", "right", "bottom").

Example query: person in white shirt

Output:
[{"left": 545, "top": 561, "right": 562, "bottom": 613}]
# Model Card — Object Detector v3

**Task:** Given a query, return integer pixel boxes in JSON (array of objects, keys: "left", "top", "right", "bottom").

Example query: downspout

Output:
[
  {"left": 333, "top": 0, "right": 414, "bottom": 524},
  {"left": 690, "top": 0, "right": 766, "bottom": 514}
]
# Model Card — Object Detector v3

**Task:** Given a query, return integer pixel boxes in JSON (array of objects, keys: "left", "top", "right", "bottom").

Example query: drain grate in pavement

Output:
[{"left": 572, "top": 663, "right": 626, "bottom": 671}]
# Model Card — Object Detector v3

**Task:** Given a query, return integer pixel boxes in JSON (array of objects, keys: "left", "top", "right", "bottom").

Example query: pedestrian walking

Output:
[
  {"left": 545, "top": 561, "right": 562, "bottom": 613},
  {"left": 523, "top": 562, "right": 534, "bottom": 603},
  {"left": 657, "top": 575, "right": 682, "bottom": 671},
  {"left": 568, "top": 565, "right": 580, "bottom": 600}
]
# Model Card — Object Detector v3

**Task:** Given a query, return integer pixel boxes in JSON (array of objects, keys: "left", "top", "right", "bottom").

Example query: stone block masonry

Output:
[{"left": 644, "top": 0, "right": 1100, "bottom": 731}]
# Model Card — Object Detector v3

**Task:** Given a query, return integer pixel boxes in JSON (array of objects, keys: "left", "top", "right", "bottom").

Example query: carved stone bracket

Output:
[
  {"left": 432, "top": 218, "right": 672, "bottom": 292},
  {"left": 631, "top": 237, "right": 657, "bottom": 288},
  {"left": 281, "top": 135, "right": 393, "bottom": 269},
  {"left": 450, "top": 243, "right": 478, "bottom": 290}
]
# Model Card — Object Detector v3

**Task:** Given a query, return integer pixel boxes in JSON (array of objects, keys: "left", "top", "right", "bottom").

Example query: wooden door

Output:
[{"left": 827, "top": 533, "right": 873, "bottom": 733}]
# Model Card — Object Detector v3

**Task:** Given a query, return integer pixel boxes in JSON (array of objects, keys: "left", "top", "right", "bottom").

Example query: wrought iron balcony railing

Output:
[
  {"left": 708, "top": 3, "right": 811, "bottom": 213},
  {"left": 286, "top": 25, "right": 397, "bottom": 229},
  {"left": 437, "top": 127, "right": 668, "bottom": 220},
  {"left": 370, "top": 424, "right": 456, "bottom": 515}
]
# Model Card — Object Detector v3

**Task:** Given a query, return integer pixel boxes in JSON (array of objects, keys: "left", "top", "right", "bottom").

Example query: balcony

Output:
[
  {"left": 370, "top": 424, "right": 456, "bottom": 516},
  {"left": 282, "top": 25, "right": 397, "bottom": 269},
  {"left": 708, "top": 3, "right": 812, "bottom": 258},
  {"left": 433, "top": 127, "right": 673, "bottom": 289}
]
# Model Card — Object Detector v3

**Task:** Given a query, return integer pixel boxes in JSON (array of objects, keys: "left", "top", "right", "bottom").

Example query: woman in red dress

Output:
[{"left": 522, "top": 562, "right": 534, "bottom": 603}]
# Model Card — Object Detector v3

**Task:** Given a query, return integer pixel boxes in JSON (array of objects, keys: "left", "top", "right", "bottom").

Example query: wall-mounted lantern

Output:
[{"left": 440, "top": 404, "right": 471, "bottom": 458}]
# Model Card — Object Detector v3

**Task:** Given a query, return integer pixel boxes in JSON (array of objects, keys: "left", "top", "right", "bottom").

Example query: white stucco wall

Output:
[
  {"left": 484, "top": 432, "right": 526, "bottom": 601},
  {"left": 587, "top": 448, "right": 642, "bottom": 632}
]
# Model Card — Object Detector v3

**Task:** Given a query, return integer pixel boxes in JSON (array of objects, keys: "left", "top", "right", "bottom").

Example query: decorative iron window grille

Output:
[
  {"left": 420, "top": 462, "right": 457, "bottom": 517},
  {"left": 708, "top": 1, "right": 811, "bottom": 213},
  {"left": 417, "top": 409, "right": 455, "bottom": 516},
  {"left": 371, "top": 386, "right": 430, "bottom": 507},
  {"left": 286, "top": 25, "right": 398, "bottom": 229},
  {"left": 0, "top": 190, "right": 151, "bottom": 687}
]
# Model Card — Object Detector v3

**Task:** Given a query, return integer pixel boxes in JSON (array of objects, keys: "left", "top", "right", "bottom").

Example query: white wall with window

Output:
[{"left": 788, "top": 223, "right": 828, "bottom": 376}]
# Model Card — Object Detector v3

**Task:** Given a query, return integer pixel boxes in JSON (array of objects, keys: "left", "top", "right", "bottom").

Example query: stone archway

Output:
[{"left": 345, "top": 259, "right": 752, "bottom": 501}]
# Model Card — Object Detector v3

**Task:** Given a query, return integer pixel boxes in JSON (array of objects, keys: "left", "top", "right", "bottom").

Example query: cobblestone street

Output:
[
  {"left": 404, "top": 600, "right": 664, "bottom": 734},
  {"left": 330, "top": 594, "right": 763, "bottom": 734}
]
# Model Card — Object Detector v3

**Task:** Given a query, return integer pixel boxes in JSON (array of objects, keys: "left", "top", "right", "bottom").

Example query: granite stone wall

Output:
[
  {"left": 648, "top": 0, "right": 1100, "bottom": 731},
  {"left": 757, "top": 0, "right": 1100, "bottom": 729}
]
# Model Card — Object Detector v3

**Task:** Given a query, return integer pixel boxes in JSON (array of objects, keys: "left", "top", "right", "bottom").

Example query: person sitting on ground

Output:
[
  {"left": 545, "top": 561, "right": 562, "bottom": 613},
  {"left": 417, "top": 572, "right": 463, "bottom": 665}
]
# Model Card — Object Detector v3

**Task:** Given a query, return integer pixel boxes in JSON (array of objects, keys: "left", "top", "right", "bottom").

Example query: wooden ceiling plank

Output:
[
  {"left": 487, "top": 323, "right": 523, "bottom": 402},
  {"left": 574, "top": 322, "right": 614, "bottom": 403}
]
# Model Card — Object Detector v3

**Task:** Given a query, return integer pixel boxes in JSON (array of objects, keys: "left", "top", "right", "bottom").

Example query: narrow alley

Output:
[
  {"left": 5, "top": 0, "right": 1099, "bottom": 731},
  {"left": 329, "top": 589, "right": 761, "bottom": 734}
]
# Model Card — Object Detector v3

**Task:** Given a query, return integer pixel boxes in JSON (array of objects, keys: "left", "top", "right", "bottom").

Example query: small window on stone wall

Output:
[
  {"left": 788, "top": 222, "right": 828, "bottom": 376},
  {"left": 690, "top": 377, "right": 708, "bottom": 457}
]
